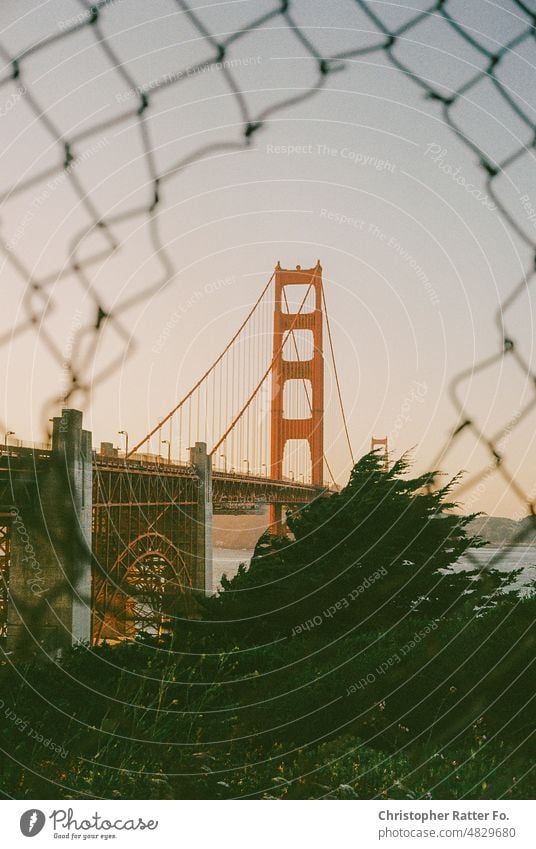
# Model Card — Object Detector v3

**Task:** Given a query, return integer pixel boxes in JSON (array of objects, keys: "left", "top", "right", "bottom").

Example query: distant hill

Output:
[{"left": 467, "top": 515, "right": 536, "bottom": 546}]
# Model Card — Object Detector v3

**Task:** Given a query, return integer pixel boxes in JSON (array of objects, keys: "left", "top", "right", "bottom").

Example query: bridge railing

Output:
[
  {"left": 95, "top": 452, "right": 331, "bottom": 490},
  {"left": 2, "top": 443, "right": 338, "bottom": 495},
  {"left": 94, "top": 452, "right": 194, "bottom": 473},
  {"left": 0, "top": 443, "right": 52, "bottom": 459}
]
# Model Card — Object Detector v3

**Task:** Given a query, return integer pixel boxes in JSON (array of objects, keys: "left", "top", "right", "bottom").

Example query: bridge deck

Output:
[{"left": 0, "top": 446, "right": 328, "bottom": 508}]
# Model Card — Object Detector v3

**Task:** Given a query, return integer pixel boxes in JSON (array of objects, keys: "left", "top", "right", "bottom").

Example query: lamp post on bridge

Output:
[
  {"left": 220, "top": 454, "right": 227, "bottom": 473},
  {"left": 118, "top": 430, "right": 129, "bottom": 458},
  {"left": 261, "top": 463, "right": 267, "bottom": 477},
  {"left": 4, "top": 430, "right": 15, "bottom": 455},
  {"left": 242, "top": 459, "right": 250, "bottom": 476},
  {"left": 161, "top": 439, "right": 171, "bottom": 463}
]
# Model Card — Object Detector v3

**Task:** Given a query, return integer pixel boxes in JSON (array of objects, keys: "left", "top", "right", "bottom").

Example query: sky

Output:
[{"left": 1, "top": 0, "right": 536, "bottom": 517}]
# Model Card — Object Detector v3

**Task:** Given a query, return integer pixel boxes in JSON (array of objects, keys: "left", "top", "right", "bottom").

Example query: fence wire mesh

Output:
[{"left": 1, "top": 0, "right": 536, "bottom": 534}]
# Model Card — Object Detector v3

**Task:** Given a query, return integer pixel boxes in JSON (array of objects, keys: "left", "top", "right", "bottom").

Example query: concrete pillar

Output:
[
  {"left": 6, "top": 409, "right": 92, "bottom": 657},
  {"left": 189, "top": 442, "right": 213, "bottom": 596},
  {"left": 52, "top": 409, "right": 93, "bottom": 646}
]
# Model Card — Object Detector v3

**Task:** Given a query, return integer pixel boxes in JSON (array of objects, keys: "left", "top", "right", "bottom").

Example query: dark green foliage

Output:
[
  {"left": 207, "top": 453, "right": 495, "bottom": 643},
  {"left": 0, "top": 452, "right": 534, "bottom": 799}
]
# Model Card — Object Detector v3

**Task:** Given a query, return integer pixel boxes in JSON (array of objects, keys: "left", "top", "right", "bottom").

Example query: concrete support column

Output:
[
  {"left": 6, "top": 409, "right": 92, "bottom": 657},
  {"left": 52, "top": 409, "right": 93, "bottom": 646},
  {"left": 189, "top": 442, "right": 213, "bottom": 596}
]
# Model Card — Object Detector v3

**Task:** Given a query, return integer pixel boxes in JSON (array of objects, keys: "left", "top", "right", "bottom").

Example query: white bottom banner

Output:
[{"left": 1, "top": 800, "right": 534, "bottom": 848}]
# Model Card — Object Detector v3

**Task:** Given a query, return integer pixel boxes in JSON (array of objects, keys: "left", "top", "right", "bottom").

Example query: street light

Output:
[
  {"left": 243, "top": 459, "right": 250, "bottom": 475},
  {"left": 299, "top": 473, "right": 304, "bottom": 483},
  {"left": 289, "top": 470, "right": 295, "bottom": 481},
  {"left": 118, "top": 430, "right": 129, "bottom": 457},
  {"left": 261, "top": 463, "right": 267, "bottom": 477},
  {"left": 4, "top": 430, "right": 15, "bottom": 451},
  {"left": 161, "top": 439, "right": 171, "bottom": 463},
  {"left": 220, "top": 453, "right": 227, "bottom": 473}
]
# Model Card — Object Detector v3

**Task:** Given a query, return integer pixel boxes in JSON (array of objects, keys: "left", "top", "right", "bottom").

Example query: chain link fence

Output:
[{"left": 1, "top": 0, "right": 535, "bottom": 528}]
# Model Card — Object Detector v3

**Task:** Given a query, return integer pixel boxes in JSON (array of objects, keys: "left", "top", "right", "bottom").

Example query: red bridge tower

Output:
[{"left": 270, "top": 261, "right": 324, "bottom": 533}]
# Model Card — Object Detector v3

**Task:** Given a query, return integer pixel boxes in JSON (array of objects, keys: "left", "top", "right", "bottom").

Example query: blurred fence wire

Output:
[{"left": 1, "top": 0, "right": 536, "bottom": 529}]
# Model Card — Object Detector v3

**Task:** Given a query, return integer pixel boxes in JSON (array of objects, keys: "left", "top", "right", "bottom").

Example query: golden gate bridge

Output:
[{"left": 0, "top": 262, "right": 355, "bottom": 655}]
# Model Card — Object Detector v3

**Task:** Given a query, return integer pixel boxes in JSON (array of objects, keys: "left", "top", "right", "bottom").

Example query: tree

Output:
[{"left": 208, "top": 452, "right": 505, "bottom": 644}]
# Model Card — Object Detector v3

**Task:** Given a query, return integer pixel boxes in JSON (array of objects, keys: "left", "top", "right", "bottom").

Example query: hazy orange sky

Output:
[{"left": 1, "top": 0, "right": 536, "bottom": 517}]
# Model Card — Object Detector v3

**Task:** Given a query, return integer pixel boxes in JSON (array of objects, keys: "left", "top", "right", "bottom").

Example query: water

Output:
[
  {"left": 455, "top": 545, "right": 536, "bottom": 591},
  {"left": 213, "top": 548, "right": 254, "bottom": 590},
  {"left": 213, "top": 545, "right": 536, "bottom": 593}
]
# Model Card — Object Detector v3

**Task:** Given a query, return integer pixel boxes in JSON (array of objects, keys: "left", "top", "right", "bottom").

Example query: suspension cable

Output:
[
  {"left": 127, "top": 270, "right": 275, "bottom": 457},
  {"left": 322, "top": 287, "right": 355, "bottom": 466}
]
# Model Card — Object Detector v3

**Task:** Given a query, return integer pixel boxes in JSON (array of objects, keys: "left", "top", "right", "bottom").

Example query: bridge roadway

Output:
[
  {"left": 95, "top": 454, "right": 325, "bottom": 508},
  {"left": 0, "top": 445, "right": 326, "bottom": 510}
]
